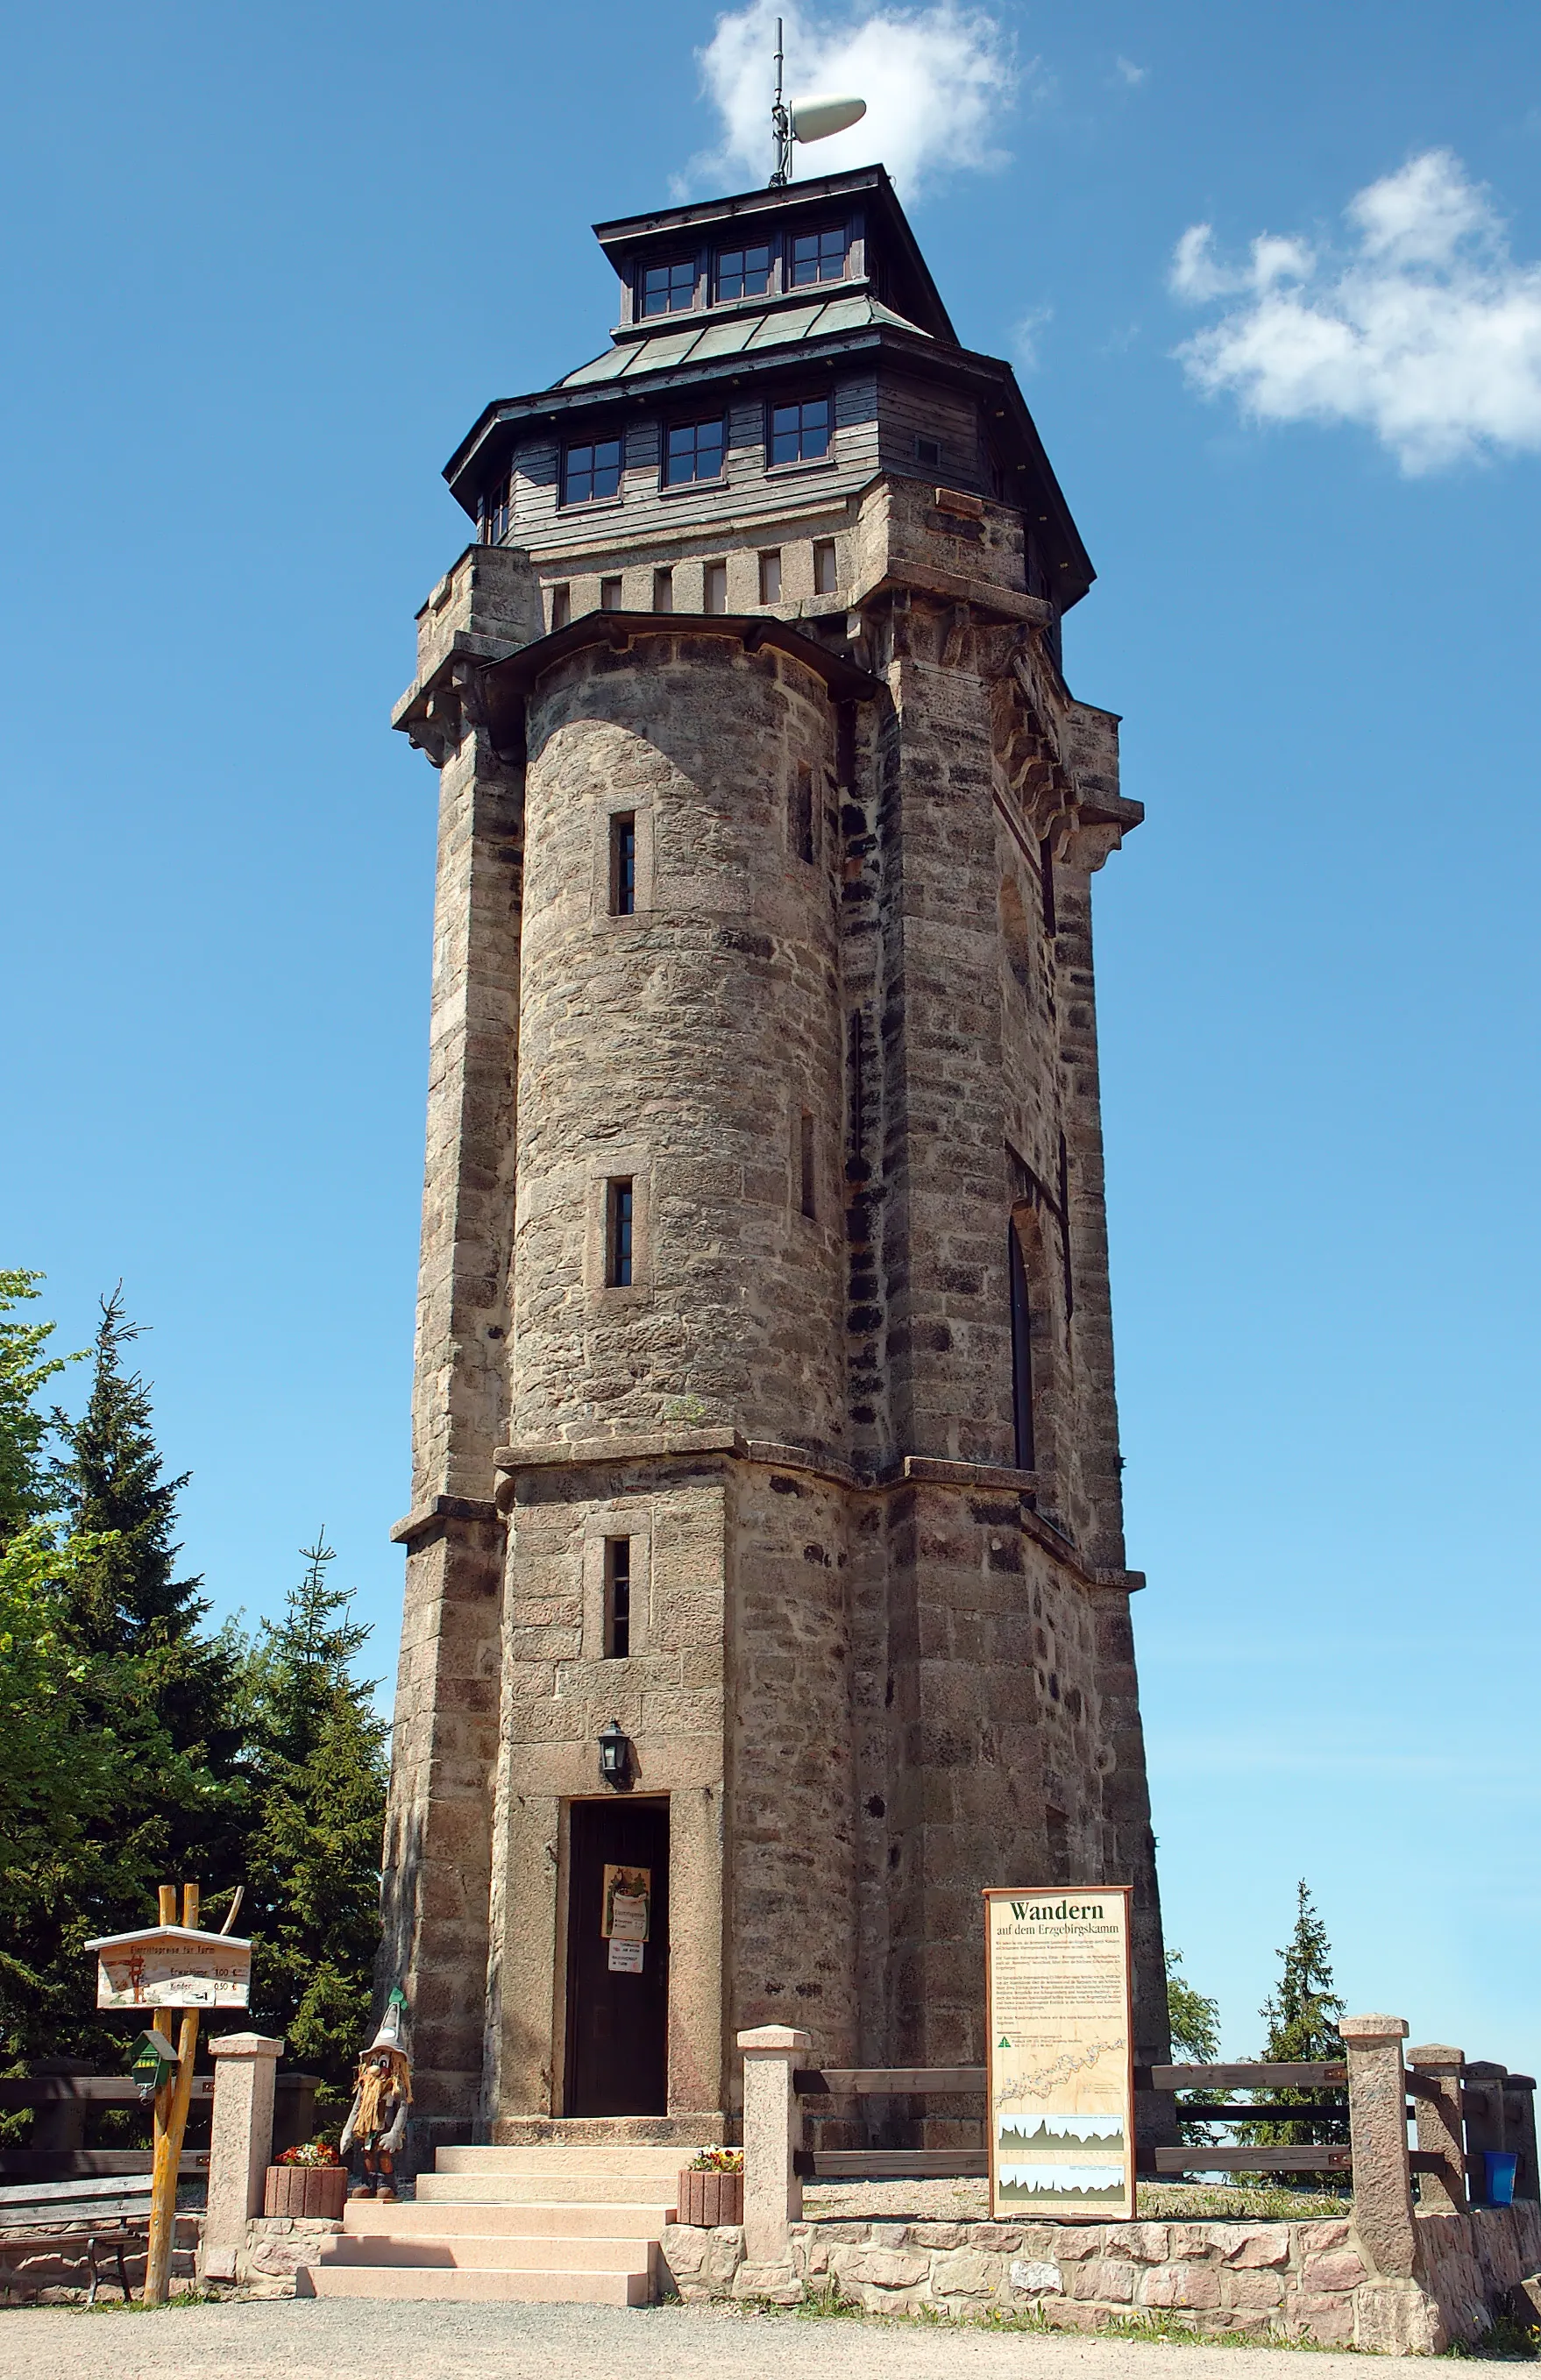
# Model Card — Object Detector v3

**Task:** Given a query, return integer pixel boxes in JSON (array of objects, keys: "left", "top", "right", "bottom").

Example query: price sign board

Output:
[
  {"left": 984, "top": 1885, "right": 1135, "bottom": 2221},
  {"left": 86, "top": 1925, "right": 252, "bottom": 2011}
]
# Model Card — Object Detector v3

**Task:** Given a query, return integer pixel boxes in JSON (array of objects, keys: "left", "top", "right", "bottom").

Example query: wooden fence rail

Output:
[
  {"left": 0, "top": 2071, "right": 320, "bottom": 2185},
  {"left": 787, "top": 2052, "right": 1537, "bottom": 2192}
]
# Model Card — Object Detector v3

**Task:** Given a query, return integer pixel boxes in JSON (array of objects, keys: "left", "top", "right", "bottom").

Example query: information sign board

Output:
[
  {"left": 85, "top": 1924, "right": 252, "bottom": 2011},
  {"left": 984, "top": 1885, "right": 1135, "bottom": 2221}
]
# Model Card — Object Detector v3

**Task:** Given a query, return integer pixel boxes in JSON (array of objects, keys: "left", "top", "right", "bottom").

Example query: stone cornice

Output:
[{"left": 486, "top": 1431, "right": 1140, "bottom": 1594}]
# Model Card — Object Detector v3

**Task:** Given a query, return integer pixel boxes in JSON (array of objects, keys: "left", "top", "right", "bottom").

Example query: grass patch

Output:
[{"left": 1445, "top": 2313, "right": 1541, "bottom": 2362}]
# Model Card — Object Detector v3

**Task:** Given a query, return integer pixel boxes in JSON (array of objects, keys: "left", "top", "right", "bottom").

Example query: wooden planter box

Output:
[
  {"left": 263, "top": 2164, "right": 348, "bottom": 2220},
  {"left": 677, "top": 2167, "right": 743, "bottom": 2228}
]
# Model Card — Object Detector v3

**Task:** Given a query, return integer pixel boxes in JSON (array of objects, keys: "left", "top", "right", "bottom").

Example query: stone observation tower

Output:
[{"left": 384, "top": 161, "right": 1168, "bottom": 2150}]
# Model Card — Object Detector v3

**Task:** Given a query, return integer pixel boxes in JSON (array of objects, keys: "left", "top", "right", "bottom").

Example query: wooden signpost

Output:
[
  {"left": 984, "top": 1885, "right": 1136, "bottom": 2221},
  {"left": 84, "top": 1883, "right": 251, "bottom": 2304}
]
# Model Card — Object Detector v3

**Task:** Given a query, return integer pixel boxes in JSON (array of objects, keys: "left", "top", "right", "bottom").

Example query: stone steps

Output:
[
  {"left": 298, "top": 2263, "right": 653, "bottom": 2305},
  {"left": 294, "top": 2141, "right": 713, "bottom": 2304},
  {"left": 344, "top": 2199, "right": 674, "bottom": 2239}
]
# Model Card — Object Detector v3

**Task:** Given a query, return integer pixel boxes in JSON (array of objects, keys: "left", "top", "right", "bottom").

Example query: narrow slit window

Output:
[
  {"left": 704, "top": 560, "right": 728, "bottom": 614},
  {"left": 607, "top": 1179, "right": 635, "bottom": 1286},
  {"left": 600, "top": 575, "right": 623, "bottom": 609},
  {"left": 1009, "top": 1222, "right": 1035, "bottom": 1472},
  {"left": 550, "top": 584, "right": 572, "bottom": 631},
  {"left": 652, "top": 567, "right": 674, "bottom": 613},
  {"left": 813, "top": 540, "right": 838, "bottom": 597},
  {"left": 610, "top": 813, "right": 636, "bottom": 917},
  {"left": 799, "top": 1111, "right": 816, "bottom": 1219},
  {"left": 759, "top": 549, "right": 782, "bottom": 604},
  {"left": 605, "top": 1538, "right": 632, "bottom": 1659},
  {"left": 1039, "top": 835, "right": 1057, "bottom": 935},
  {"left": 792, "top": 765, "right": 814, "bottom": 863}
]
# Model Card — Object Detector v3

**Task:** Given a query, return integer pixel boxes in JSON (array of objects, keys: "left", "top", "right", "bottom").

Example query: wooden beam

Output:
[
  {"left": 1137, "top": 2063, "right": 1348, "bottom": 2092},
  {"left": 794, "top": 2150, "right": 990, "bottom": 2178},
  {"left": 794, "top": 2068, "right": 986, "bottom": 2097},
  {"left": 1150, "top": 2146, "right": 1352, "bottom": 2174},
  {"left": 1161, "top": 2104, "right": 1349, "bottom": 2125}
]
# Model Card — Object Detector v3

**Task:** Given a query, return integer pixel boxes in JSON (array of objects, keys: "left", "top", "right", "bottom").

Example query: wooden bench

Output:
[{"left": 0, "top": 2178, "right": 192, "bottom": 2305}]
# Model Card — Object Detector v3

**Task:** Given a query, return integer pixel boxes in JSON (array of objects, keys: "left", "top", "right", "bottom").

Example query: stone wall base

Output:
[
  {"left": 229, "top": 2214, "right": 344, "bottom": 2298},
  {"left": 660, "top": 2205, "right": 1541, "bottom": 2353}
]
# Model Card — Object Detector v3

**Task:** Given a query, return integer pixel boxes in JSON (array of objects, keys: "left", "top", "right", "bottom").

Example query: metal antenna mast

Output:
[{"left": 770, "top": 15, "right": 792, "bottom": 186}]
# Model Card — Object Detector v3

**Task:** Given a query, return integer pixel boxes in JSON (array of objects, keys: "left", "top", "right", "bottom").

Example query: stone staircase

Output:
[{"left": 295, "top": 2143, "right": 701, "bottom": 2304}]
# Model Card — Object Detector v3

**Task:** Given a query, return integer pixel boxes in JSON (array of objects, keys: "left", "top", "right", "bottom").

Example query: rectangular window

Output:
[
  {"left": 790, "top": 224, "right": 848, "bottom": 287},
  {"left": 799, "top": 1111, "right": 816, "bottom": 1219},
  {"left": 610, "top": 813, "right": 636, "bottom": 917},
  {"left": 600, "top": 575, "right": 623, "bottom": 609},
  {"left": 704, "top": 560, "right": 728, "bottom": 614},
  {"left": 550, "top": 583, "right": 572, "bottom": 631},
  {"left": 562, "top": 437, "right": 622, "bottom": 506},
  {"left": 604, "top": 1538, "right": 632, "bottom": 1659},
  {"left": 792, "top": 765, "right": 814, "bottom": 864},
  {"left": 652, "top": 566, "right": 674, "bottom": 613},
  {"left": 915, "top": 434, "right": 942, "bottom": 470},
  {"left": 758, "top": 549, "right": 782, "bottom": 604},
  {"left": 813, "top": 539, "right": 838, "bottom": 596},
  {"left": 716, "top": 242, "right": 772, "bottom": 301},
  {"left": 606, "top": 1179, "right": 634, "bottom": 1286},
  {"left": 664, "top": 416, "right": 726, "bottom": 486},
  {"left": 641, "top": 256, "right": 697, "bottom": 316},
  {"left": 769, "top": 395, "right": 833, "bottom": 467},
  {"left": 481, "top": 473, "right": 511, "bottom": 543}
]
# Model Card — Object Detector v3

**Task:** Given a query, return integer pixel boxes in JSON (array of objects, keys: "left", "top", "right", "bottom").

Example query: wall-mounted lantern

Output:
[{"left": 598, "top": 1719, "right": 632, "bottom": 1789}]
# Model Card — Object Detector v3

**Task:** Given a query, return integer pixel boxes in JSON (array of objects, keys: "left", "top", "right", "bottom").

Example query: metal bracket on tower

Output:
[{"left": 770, "top": 15, "right": 792, "bottom": 186}]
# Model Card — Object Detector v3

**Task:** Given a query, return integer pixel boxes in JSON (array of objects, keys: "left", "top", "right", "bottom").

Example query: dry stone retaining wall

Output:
[{"left": 660, "top": 2204, "right": 1541, "bottom": 2353}]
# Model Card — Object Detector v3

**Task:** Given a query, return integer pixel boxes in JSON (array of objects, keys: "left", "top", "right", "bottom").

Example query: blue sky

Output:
[{"left": 3, "top": 1, "right": 1537, "bottom": 2085}]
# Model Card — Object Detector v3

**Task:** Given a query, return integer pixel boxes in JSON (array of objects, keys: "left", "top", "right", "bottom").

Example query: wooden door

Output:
[{"left": 564, "top": 1797, "right": 670, "bottom": 2117}]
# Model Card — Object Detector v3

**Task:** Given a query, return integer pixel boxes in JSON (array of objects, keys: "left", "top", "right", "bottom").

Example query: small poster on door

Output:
[
  {"left": 601, "top": 1865, "right": 650, "bottom": 1942},
  {"left": 607, "top": 1937, "right": 645, "bottom": 1973}
]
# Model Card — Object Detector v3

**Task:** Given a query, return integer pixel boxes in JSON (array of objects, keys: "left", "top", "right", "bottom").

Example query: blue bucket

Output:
[{"left": 1481, "top": 2150, "right": 1517, "bottom": 2207}]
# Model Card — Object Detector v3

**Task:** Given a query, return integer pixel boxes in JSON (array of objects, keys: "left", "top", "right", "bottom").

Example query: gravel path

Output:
[{"left": 0, "top": 2299, "right": 1432, "bottom": 2380}]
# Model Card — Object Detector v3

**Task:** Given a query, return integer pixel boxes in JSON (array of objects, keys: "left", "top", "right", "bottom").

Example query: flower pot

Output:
[
  {"left": 263, "top": 2164, "right": 348, "bottom": 2220},
  {"left": 677, "top": 2167, "right": 743, "bottom": 2227}
]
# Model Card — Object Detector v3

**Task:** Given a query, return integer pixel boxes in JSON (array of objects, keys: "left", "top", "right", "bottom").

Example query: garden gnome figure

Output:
[{"left": 339, "top": 1992, "right": 411, "bottom": 2201}]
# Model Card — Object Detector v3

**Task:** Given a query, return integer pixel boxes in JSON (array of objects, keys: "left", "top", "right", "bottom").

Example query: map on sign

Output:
[{"left": 984, "top": 1885, "right": 1135, "bottom": 2221}]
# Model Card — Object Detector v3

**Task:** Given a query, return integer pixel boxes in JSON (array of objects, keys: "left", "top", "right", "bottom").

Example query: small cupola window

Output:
[
  {"left": 716, "top": 242, "right": 772, "bottom": 301},
  {"left": 640, "top": 256, "right": 698, "bottom": 316},
  {"left": 789, "top": 224, "right": 848, "bottom": 287}
]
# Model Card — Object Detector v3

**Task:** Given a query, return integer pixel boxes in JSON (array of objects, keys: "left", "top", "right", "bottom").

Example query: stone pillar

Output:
[
  {"left": 1463, "top": 2062, "right": 1508, "bottom": 2202},
  {"left": 199, "top": 2033, "right": 283, "bottom": 2283},
  {"left": 738, "top": 2025, "right": 810, "bottom": 2270},
  {"left": 1502, "top": 2074, "right": 1537, "bottom": 2201},
  {"left": 1408, "top": 2044, "right": 1466, "bottom": 2215},
  {"left": 1341, "top": 2014, "right": 1416, "bottom": 2279}
]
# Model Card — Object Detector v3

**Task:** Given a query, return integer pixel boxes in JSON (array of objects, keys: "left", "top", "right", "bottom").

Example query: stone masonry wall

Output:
[{"left": 660, "top": 2203, "right": 1541, "bottom": 2354}]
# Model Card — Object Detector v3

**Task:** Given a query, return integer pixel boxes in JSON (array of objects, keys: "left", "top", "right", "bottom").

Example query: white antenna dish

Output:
[
  {"left": 770, "top": 20, "right": 866, "bottom": 186},
  {"left": 790, "top": 94, "right": 868, "bottom": 145}
]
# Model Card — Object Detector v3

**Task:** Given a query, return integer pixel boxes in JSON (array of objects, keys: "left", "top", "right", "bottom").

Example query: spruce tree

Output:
[
  {"left": 241, "top": 1536, "right": 388, "bottom": 2096},
  {"left": 3, "top": 1288, "right": 248, "bottom": 2058},
  {"left": 0, "top": 1270, "right": 76, "bottom": 1541},
  {"left": 1249, "top": 1881, "right": 1346, "bottom": 2151}
]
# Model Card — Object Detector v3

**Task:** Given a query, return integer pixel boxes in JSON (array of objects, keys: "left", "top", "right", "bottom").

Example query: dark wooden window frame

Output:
[
  {"left": 661, "top": 414, "right": 728, "bottom": 490},
  {"left": 766, "top": 393, "right": 835, "bottom": 470},
  {"left": 604, "top": 1537, "right": 632, "bottom": 1659},
  {"left": 788, "top": 219, "right": 850, "bottom": 290},
  {"left": 561, "top": 435, "right": 624, "bottom": 507},
  {"left": 610, "top": 813, "right": 637, "bottom": 917},
  {"left": 637, "top": 251, "right": 702, "bottom": 319}
]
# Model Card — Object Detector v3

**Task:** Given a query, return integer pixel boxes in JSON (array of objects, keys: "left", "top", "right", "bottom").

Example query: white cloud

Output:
[
  {"left": 1114, "top": 56, "right": 1147, "bottom": 88},
  {"left": 1169, "top": 150, "right": 1541, "bottom": 473},
  {"left": 684, "top": 1, "right": 1019, "bottom": 196},
  {"left": 1012, "top": 304, "right": 1052, "bottom": 371}
]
